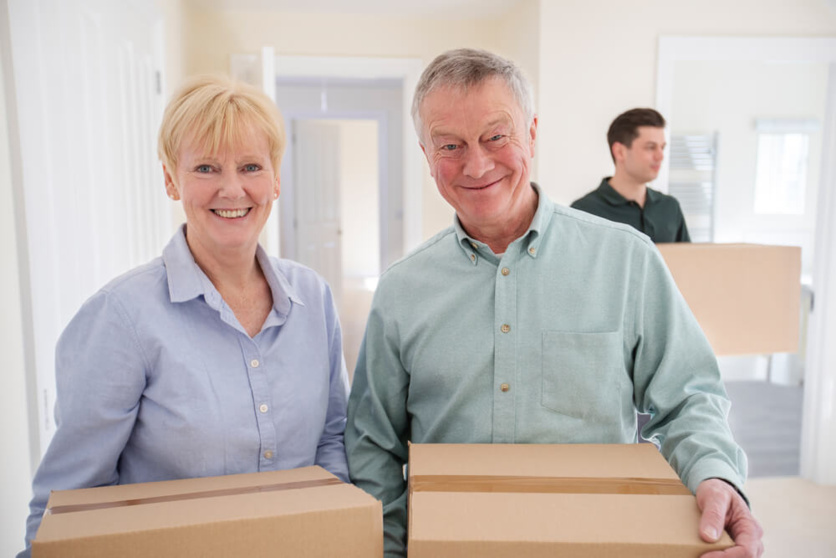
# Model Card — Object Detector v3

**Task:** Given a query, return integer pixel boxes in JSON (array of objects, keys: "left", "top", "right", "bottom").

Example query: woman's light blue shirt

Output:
[{"left": 20, "top": 226, "right": 349, "bottom": 554}]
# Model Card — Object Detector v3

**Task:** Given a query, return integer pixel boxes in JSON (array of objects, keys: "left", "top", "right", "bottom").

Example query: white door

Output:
[
  {"left": 7, "top": 0, "right": 168, "bottom": 454},
  {"left": 292, "top": 119, "right": 343, "bottom": 304}
]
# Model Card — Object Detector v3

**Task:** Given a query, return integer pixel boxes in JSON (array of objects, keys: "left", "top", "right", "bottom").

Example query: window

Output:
[{"left": 753, "top": 119, "right": 818, "bottom": 215}]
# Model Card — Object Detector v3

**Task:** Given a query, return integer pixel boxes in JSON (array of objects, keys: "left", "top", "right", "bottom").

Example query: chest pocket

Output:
[{"left": 541, "top": 331, "right": 626, "bottom": 420}]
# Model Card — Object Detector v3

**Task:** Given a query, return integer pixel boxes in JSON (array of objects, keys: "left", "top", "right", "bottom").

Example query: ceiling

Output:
[{"left": 185, "top": 0, "right": 522, "bottom": 19}]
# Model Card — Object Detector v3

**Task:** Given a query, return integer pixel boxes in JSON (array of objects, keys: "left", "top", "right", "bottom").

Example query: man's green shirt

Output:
[
  {"left": 346, "top": 184, "right": 744, "bottom": 557},
  {"left": 571, "top": 178, "right": 691, "bottom": 243}
]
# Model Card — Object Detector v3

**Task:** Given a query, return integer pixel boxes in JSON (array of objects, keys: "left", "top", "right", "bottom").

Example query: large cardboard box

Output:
[
  {"left": 33, "top": 466, "right": 382, "bottom": 558},
  {"left": 407, "top": 443, "right": 733, "bottom": 557},
  {"left": 656, "top": 243, "right": 801, "bottom": 356}
]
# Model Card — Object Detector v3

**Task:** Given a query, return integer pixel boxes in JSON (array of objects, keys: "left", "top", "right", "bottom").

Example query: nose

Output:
[
  {"left": 655, "top": 146, "right": 665, "bottom": 161},
  {"left": 218, "top": 170, "right": 246, "bottom": 199},
  {"left": 462, "top": 145, "right": 495, "bottom": 179}
]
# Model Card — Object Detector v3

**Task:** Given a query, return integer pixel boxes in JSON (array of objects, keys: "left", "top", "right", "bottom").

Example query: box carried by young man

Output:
[
  {"left": 407, "top": 443, "right": 733, "bottom": 557},
  {"left": 33, "top": 466, "right": 382, "bottom": 558}
]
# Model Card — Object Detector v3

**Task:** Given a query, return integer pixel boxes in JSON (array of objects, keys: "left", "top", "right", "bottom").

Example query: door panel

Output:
[
  {"left": 7, "top": 0, "right": 168, "bottom": 453},
  {"left": 292, "top": 119, "right": 343, "bottom": 304}
]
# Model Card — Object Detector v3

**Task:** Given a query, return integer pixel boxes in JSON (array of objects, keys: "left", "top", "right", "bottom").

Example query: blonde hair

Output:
[{"left": 158, "top": 75, "right": 286, "bottom": 176}]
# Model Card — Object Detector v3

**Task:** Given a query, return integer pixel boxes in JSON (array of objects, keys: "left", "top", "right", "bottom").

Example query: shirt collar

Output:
[
  {"left": 453, "top": 182, "right": 552, "bottom": 264},
  {"left": 162, "top": 225, "right": 303, "bottom": 316},
  {"left": 597, "top": 177, "right": 659, "bottom": 206},
  {"left": 596, "top": 177, "right": 630, "bottom": 206}
]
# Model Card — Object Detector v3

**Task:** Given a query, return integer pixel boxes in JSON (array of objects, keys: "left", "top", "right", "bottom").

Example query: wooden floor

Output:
[{"left": 724, "top": 380, "right": 804, "bottom": 478}]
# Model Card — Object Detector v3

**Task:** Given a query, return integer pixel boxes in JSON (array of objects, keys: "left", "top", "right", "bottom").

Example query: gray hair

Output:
[{"left": 411, "top": 48, "right": 535, "bottom": 142}]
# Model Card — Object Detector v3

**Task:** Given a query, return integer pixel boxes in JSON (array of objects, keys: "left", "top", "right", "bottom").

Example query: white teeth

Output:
[{"left": 213, "top": 208, "right": 249, "bottom": 218}]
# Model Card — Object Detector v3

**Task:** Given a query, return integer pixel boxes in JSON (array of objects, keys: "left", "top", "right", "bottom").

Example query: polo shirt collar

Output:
[
  {"left": 598, "top": 177, "right": 658, "bottom": 207},
  {"left": 597, "top": 177, "right": 630, "bottom": 206}
]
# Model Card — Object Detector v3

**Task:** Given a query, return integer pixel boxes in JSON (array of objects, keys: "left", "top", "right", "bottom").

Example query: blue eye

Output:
[
  {"left": 441, "top": 144, "right": 458, "bottom": 152},
  {"left": 243, "top": 164, "right": 261, "bottom": 172},
  {"left": 195, "top": 164, "right": 213, "bottom": 173},
  {"left": 489, "top": 134, "right": 504, "bottom": 141}
]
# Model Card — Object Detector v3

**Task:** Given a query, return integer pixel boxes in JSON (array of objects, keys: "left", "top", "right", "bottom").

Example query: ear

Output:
[
  {"left": 528, "top": 116, "right": 538, "bottom": 158},
  {"left": 611, "top": 142, "right": 626, "bottom": 165},
  {"left": 163, "top": 164, "right": 180, "bottom": 201},
  {"left": 274, "top": 174, "right": 281, "bottom": 200}
]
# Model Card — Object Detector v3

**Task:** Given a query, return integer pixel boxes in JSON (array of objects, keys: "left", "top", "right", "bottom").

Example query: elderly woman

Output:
[{"left": 19, "top": 76, "right": 349, "bottom": 555}]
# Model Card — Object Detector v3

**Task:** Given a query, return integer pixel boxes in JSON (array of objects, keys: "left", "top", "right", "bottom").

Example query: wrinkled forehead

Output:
[{"left": 421, "top": 80, "right": 523, "bottom": 136}]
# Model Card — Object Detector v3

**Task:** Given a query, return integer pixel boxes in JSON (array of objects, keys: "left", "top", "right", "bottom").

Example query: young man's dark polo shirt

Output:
[{"left": 571, "top": 178, "right": 691, "bottom": 243}]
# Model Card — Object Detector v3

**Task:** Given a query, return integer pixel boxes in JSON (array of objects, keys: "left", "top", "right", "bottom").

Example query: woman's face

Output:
[{"left": 164, "top": 124, "right": 279, "bottom": 264}]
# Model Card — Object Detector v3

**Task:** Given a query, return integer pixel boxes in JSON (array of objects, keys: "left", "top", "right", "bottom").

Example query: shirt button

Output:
[
  {"left": 470, "top": 254, "right": 476, "bottom": 262},
  {"left": 259, "top": 404, "right": 269, "bottom": 413},
  {"left": 469, "top": 241, "right": 477, "bottom": 249},
  {"left": 250, "top": 359, "right": 260, "bottom": 368},
  {"left": 264, "top": 450, "right": 273, "bottom": 459},
  {"left": 528, "top": 247, "right": 536, "bottom": 255},
  {"left": 501, "top": 267, "right": 510, "bottom": 276},
  {"left": 500, "top": 383, "right": 510, "bottom": 392},
  {"left": 501, "top": 324, "right": 511, "bottom": 333}
]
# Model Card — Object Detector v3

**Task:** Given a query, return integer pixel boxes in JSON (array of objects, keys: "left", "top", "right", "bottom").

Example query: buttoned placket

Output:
[
  {"left": 491, "top": 244, "right": 521, "bottom": 443},
  {"left": 240, "top": 336, "right": 278, "bottom": 470}
]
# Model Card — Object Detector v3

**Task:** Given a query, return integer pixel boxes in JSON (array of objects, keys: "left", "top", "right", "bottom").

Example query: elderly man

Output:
[{"left": 346, "top": 48, "right": 763, "bottom": 558}]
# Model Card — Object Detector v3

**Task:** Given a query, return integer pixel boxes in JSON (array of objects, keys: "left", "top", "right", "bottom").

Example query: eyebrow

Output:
[{"left": 430, "top": 116, "right": 513, "bottom": 142}]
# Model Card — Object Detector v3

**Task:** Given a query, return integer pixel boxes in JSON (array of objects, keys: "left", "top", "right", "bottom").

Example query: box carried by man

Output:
[{"left": 407, "top": 443, "right": 733, "bottom": 557}]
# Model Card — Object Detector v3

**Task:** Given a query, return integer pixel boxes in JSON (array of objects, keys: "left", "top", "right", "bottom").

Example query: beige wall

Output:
[
  {"left": 537, "top": 0, "right": 836, "bottom": 207},
  {"left": 158, "top": 0, "right": 185, "bottom": 91},
  {"left": 339, "top": 119, "right": 380, "bottom": 278}
]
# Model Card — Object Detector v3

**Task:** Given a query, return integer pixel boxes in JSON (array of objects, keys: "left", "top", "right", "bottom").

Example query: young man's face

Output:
[{"left": 614, "top": 126, "right": 666, "bottom": 185}]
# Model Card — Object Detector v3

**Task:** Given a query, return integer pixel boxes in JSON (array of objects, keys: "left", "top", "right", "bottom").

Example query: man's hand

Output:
[{"left": 696, "top": 478, "right": 764, "bottom": 557}]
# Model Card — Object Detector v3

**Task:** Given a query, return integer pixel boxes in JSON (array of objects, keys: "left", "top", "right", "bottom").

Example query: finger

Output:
[{"left": 698, "top": 489, "right": 731, "bottom": 542}]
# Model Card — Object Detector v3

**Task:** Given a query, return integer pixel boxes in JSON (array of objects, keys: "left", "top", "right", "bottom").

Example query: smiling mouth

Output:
[
  {"left": 466, "top": 178, "right": 502, "bottom": 191},
  {"left": 212, "top": 208, "right": 250, "bottom": 219}
]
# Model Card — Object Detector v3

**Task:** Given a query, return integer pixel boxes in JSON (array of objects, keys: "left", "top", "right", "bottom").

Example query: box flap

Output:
[{"left": 409, "top": 444, "right": 680, "bottom": 483}]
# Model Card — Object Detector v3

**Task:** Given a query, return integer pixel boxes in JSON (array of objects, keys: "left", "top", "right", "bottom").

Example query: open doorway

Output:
[
  {"left": 284, "top": 117, "right": 380, "bottom": 375},
  {"left": 276, "top": 77, "right": 402, "bottom": 377}
]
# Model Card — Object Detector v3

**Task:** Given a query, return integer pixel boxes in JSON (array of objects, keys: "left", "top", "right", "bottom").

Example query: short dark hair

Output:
[{"left": 607, "top": 108, "right": 666, "bottom": 161}]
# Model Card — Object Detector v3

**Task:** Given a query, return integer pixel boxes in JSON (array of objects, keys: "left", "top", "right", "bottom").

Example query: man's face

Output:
[
  {"left": 418, "top": 78, "right": 536, "bottom": 234},
  {"left": 614, "top": 126, "right": 666, "bottom": 184}
]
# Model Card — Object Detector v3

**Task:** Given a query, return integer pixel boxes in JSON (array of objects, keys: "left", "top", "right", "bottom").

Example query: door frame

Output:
[
  {"left": 272, "top": 55, "right": 424, "bottom": 262},
  {"left": 279, "top": 111, "right": 388, "bottom": 274},
  {"left": 656, "top": 36, "right": 836, "bottom": 485}
]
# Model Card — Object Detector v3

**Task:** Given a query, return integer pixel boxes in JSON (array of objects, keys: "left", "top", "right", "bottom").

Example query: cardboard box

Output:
[
  {"left": 657, "top": 243, "right": 801, "bottom": 356},
  {"left": 33, "top": 466, "right": 382, "bottom": 558},
  {"left": 407, "top": 443, "right": 733, "bottom": 558}
]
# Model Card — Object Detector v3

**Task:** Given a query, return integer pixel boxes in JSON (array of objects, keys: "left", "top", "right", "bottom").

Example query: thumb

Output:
[{"left": 696, "top": 481, "right": 731, "bottom": 542}]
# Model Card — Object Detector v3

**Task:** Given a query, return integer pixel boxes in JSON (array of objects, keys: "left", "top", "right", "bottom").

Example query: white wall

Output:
[
  {"left": 671, "top": 60, "right": 828, "bottom": 277},
  {"left": 537, "top": 0, "right": 836, "bottom": 208},
  {"left": 0, "top": 11, "right": 34, "bottom": 553}
]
